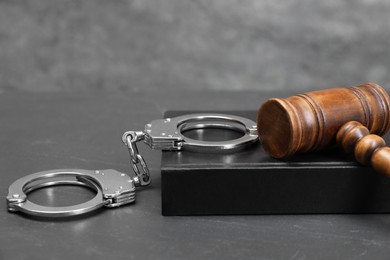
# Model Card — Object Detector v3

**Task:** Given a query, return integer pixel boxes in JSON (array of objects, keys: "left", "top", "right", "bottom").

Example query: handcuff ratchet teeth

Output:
[{"left": 7, "top": 113, "right": 258, "bottom": 218}]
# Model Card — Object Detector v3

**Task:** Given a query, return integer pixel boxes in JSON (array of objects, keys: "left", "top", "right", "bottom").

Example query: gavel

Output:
[{"left": 257, "top": 82, "right": 390, "bottom": 177}]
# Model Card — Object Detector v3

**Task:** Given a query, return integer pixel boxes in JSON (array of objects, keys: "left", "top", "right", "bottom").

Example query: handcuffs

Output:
[{"left": 7, "top": 113, "right": 258, "bottom": 218}]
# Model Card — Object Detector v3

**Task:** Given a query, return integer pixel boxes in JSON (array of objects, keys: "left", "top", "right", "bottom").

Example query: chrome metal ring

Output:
[
  {"left": 7, "top": 169, "right": 136, "bottom": 218},
  {"left": 176, "top": 114, "right": 258, "bottom": 152},
  {"left": 144, "top": 113, "right": 259, "bottom": 152}
]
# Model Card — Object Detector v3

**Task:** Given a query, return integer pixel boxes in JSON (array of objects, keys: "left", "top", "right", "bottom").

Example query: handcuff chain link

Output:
[{"left": 122, "top": 131, "right": 151, "bottom": 187}]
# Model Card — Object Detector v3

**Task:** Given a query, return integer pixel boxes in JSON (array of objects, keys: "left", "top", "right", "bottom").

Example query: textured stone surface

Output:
[{"left": 1, "top": 0, "right": 390, "bottom": 92}]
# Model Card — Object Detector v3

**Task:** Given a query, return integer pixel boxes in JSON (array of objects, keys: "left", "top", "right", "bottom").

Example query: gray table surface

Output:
[{"left": 1, "top": 89, "right": 390, "bottom": 260}]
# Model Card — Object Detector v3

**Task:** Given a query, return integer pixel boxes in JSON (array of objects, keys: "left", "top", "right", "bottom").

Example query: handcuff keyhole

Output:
[
  {"left": 27, "top": 185, "right": 96, "bottom": 207},
  {"left": 181, "top": 128, "right": 244, "bottom": 142}
]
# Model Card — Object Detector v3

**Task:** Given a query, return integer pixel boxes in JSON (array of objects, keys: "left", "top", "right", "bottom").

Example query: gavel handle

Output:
[{"left": 336, "top": 121, "right": 390, "bottom": 178}]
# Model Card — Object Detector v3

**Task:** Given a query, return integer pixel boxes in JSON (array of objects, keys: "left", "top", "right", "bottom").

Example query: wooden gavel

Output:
[{"left": 257, "top": 82, "right": 390, "bottom": 177}]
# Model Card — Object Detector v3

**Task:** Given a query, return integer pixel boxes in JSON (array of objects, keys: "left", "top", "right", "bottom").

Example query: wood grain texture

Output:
[
  {"left": 336, "top": 121, "right": 369, "bottom": 155},
  {"left": 354, "top": 134, "right": 386, "bottom": 165},
  {"left": 257, "top": 82, "right": 390, "bottom": 158},
  {"left": 337, "top": 121, "right": 390, "bottom": 178},
  {"left": 372, "top": 147, "right": 390, "bottom": 178}
]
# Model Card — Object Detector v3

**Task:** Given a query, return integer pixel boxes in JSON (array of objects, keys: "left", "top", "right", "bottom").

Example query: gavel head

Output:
[{"left": 257, "top": 82, "right": 390, "bottom": 158}]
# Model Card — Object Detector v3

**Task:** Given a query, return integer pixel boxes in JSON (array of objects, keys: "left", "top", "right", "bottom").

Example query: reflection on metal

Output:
[
  {"left": 7, "top": 113, "right": 258, "bottom": 218},
  {"left": 122, "top": 113, "right": 258, "bottom": 182},
  {"left": 7, "top": 169, "right": 135, "bottom": 217}
]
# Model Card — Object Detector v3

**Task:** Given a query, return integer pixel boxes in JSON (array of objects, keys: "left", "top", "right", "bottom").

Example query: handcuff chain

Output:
[{"left": 122, "top": 131, "right": 151, "bottom": 187}]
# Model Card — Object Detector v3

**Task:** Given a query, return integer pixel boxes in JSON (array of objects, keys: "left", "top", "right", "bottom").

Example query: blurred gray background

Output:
[{"left": 1, "top": 0, "right": 390, "bottom": 92}]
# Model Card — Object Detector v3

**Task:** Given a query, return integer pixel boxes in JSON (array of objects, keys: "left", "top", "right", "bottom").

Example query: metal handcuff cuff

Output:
[{"left": 7, "top": 114, "right": 258, "bottom": 218}]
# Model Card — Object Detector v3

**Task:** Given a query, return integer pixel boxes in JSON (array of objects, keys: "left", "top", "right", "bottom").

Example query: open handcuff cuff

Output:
[{"left": 7, "top": 113, "right": 258, "bottom": 218}]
